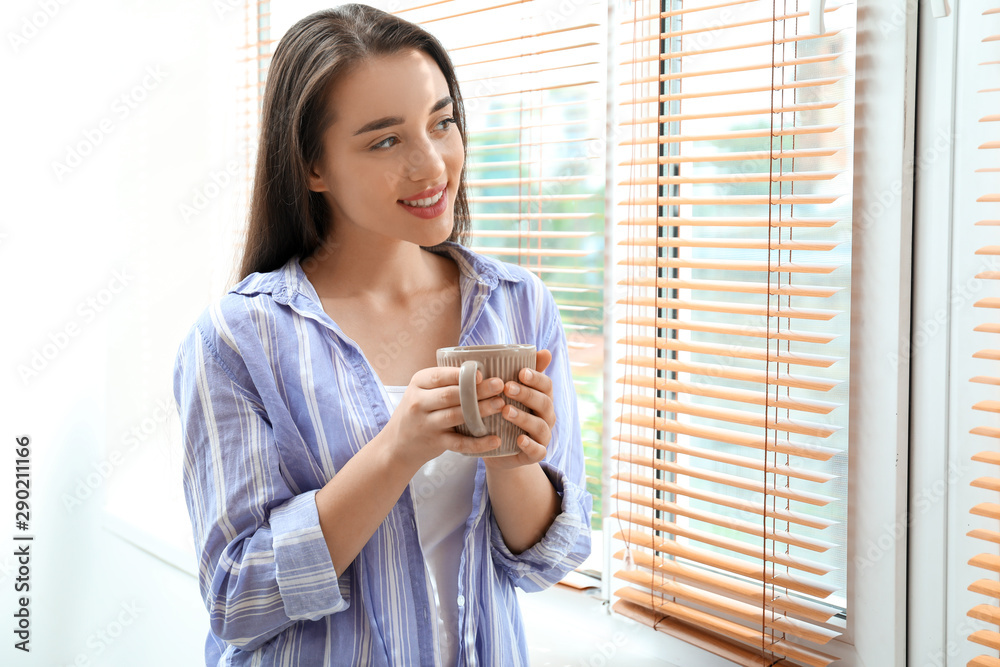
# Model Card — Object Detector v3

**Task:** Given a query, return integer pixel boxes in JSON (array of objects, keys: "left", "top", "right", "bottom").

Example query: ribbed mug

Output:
[{"left": 435, "top": 344, "right": 537, "bottom": 457}]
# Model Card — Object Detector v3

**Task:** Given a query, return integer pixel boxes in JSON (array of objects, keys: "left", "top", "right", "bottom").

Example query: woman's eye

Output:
[
  {"left": 436, "top": 117, "right": 457, "bottom": 131},
  {"left": 370, "top": 136, "right": 399, "bottom": 151}
]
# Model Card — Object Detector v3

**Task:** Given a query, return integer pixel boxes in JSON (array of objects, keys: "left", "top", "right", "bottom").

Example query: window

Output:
[{"left": 610, "top": 1, "right": 853, "bottom": 664}]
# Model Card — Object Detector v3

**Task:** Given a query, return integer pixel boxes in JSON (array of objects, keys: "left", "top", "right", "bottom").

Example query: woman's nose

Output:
[{"left": 403, "top": 137, "right": 446, "bottom": 181}]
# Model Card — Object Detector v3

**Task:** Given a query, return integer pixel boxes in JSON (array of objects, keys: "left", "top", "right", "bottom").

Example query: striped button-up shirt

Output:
[{"left": 172, "top": 240, "right": 593, "bottom": 666}]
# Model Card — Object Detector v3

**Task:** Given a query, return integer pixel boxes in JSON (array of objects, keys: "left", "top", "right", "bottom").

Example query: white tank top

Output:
[{"left": 383, "top": 385, "right": 478, "bottom": 667}]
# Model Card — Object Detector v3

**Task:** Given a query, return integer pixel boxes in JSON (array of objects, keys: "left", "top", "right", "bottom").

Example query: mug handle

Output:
[{"left": 458, "top": 360, "right": 489, "bottom": 437}]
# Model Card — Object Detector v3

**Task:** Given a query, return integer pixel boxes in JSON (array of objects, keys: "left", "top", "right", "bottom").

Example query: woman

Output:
[{"left": 173, "top": 5, "right": 592, "bottom": 666}]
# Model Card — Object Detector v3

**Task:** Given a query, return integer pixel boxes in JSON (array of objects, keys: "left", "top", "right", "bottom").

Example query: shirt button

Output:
[{"left": 457, "top": 595, "right": 465, "bottom": 607}]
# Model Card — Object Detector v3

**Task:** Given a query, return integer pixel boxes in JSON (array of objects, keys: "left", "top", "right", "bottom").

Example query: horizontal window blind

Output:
[
  {"left": 393, "top": 0, "right": 607, "bottom": 530},
  {"left": 968, "top": 5, "right": 1000, "bottom": 667},
  {"left": 612, "top": 1, "right": 854, "bottom": 665}
]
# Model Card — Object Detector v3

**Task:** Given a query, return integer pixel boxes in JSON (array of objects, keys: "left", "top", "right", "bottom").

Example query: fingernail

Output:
[
  {"left": 491, "top": 378, "right": 503, "bottom": 391},
  {"left": 523, "top": 369, "right": 533, "bottom": 381},
  {"left": 506, "top": 382, "right": 520, "bottom": 396},
  {"left": 506, "top": 406, "right": 519, "bottom": 419},
  {"left": 492, "top": 397, "right": 505, "bottom": 409}
]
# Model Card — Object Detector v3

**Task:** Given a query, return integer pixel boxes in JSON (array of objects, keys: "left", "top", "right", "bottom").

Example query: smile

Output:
[
  {"left": 397, "top": 184, "right": 449, "bottom": 219},
  {"left": 399, "top": 189, "right": 445, "bottom": 207}
]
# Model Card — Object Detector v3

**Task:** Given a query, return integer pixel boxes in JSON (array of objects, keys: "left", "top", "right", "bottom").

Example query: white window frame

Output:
[
  {"left": 908, "top": 2, "right": 1000, "bottom": 665},
  {"left": 591, "top": 1, "right": 918, "bottom": 665}
]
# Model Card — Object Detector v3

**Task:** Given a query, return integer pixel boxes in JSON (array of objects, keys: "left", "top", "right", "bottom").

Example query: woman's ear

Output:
[{"left": 306, "top": 163, "right": 329, "bottom": 193}]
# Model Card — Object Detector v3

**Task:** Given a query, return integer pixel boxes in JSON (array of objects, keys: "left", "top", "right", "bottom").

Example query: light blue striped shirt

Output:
[{"left": 172, "top": 241, "right": 593, "bottom": 666}]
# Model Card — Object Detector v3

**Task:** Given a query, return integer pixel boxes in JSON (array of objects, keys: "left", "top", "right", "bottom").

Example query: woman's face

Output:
[{"left": 307, "top": 49, "right": 465, "bottom": 248}]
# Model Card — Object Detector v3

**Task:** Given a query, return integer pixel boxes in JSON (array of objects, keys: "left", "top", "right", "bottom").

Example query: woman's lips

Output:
[
  {"left": 400, "top": 182, "right": 447, "bottom": 202},
  {"left": 397, "top": 185, "right": 448, "bottom": 219}
]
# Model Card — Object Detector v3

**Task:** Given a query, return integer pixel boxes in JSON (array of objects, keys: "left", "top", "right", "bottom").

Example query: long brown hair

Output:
[{"left": 236, "top": 4, "right": 471, "bottom": 282}]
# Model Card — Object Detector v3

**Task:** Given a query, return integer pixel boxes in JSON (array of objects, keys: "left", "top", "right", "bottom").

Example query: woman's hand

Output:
[
  {"left": 383, "top": 366, "right": 507, "bottom": 470},
  {"left": 483, "top": 349, "right": 555, "bottom": 471}
]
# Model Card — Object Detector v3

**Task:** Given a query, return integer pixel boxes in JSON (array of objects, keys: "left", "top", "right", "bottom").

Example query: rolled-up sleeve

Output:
[
  {"left": 488, "top": 280, "right": 593, "bottom": 591},
  {"left": 173, "top": 321, "right": 347, "bottom": 651}
]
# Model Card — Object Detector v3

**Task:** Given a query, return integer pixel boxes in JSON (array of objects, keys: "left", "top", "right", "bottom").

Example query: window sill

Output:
[{"left": 516, "top": 584, "right": 736, "bottom": 667}]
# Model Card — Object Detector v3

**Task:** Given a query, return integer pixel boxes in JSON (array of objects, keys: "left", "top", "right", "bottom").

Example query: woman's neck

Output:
[{"left": 303, "top": 231, "right": 457, "bottom": 308}]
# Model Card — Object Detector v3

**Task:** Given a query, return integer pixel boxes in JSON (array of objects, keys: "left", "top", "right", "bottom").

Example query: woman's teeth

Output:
[{"left": 400, "top": 189, "right": 444, "bottom": 207}]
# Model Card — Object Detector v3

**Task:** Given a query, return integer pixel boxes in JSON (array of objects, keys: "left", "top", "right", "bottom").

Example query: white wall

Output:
[{"left": 1, "top": 0, "right": 243, "bottom": 662}]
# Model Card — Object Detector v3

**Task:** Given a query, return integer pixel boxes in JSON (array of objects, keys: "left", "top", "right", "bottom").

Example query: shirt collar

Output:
[{"left": 229, "top": 240, "right": 524, "bottom": 304}]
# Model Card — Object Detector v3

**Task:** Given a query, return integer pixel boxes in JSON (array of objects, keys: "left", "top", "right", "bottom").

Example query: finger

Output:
[
  {"left": 417, "top": 366, "right": 507, "bottom": 392},
  {"left": 502, "top": 380, "right": 555, "bottom": 427},
  {"left": 535, "top": 349, "right": 553, "bottom": 375},
  {"left": 476, "top": 376, "right": 505, "bottom": 399},
  {"left": 518, "top": 366, "right": 553, "bottom": 397},
  {"left": 514, "top": 433, "right": 548, "bottom": 463},
  {"left": 447, "top": 433, "right": 502, "bottom": 456},
  {"left": 415, "top": 375, "right": 505, "bottom": 417},
  {"left": 501, "top": 403, "right": 552, "bottom": 448},
  {"left": 412, "top": 366, "right": 471, "bottom": 389},
  {"left": 432, "top": 395, "right": 506, "bottom": 430}
]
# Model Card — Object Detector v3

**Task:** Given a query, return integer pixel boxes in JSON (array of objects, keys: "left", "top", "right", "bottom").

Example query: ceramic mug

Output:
[{"left": 435, "top": 344, "right": 537, "bottom": 457}]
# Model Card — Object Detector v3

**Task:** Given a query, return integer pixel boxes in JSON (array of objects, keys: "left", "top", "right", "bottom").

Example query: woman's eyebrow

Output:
[{"left": 352, "top": 95, "right": 454, "bottom": 136}]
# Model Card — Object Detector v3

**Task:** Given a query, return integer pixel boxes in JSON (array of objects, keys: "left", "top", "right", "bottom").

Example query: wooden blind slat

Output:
[
  {"left": 621, "top": 170, "right": 844, "bottom": 187},
  {"left": 619, "top": 354, "right": 841, "bottom": 391},
  {"left": 618, "top": 216, "right": 839, "bottom": 228},
  {"left": 621, "top": 53, "right": 844, "bottom": 87},
  {"left": 620, "top": 125, "right": 839, "bottom": 145},
  {"left": 618, "top": 257, "right": 841, "bottom": 274},
  {"left": 971, "top": 578, "right": 1000, "bottom": 599},
  {"left": 618, "top": 237, "right": 841, "bottom": 252},
  {"left": 618, "top": 295, "right": 841, "bottom": 322},
  {"left": 615, "top": 334, "right": 841, "bottom": 369},
  {"left": 619, "top": 77, "right": 842, "bottom": 106},
  {"left": 618, "top": 315, "right": 839, "bottom": 344}
]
